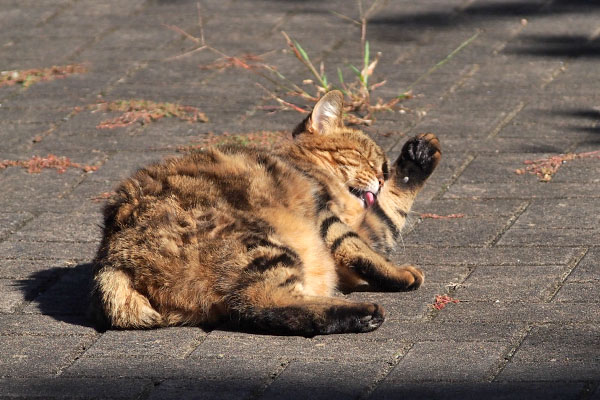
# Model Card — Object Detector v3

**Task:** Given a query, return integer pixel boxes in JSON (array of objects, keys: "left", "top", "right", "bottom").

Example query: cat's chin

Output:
[{"left": 349, "top": 187, "right": 377, "bottom": 208}]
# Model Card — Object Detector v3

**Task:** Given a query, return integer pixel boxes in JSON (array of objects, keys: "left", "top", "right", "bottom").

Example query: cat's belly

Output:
[{"left": 261, "top": 208, "right": 337, "bottom": 297}]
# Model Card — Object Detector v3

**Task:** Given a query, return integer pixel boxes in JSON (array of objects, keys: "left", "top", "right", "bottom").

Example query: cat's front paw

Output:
[
  {"left": 397, "top": 264, "right": 424, "bottom": 291},
  {"left": 394, "top": 133, "right": 441, "bottom": 188}
]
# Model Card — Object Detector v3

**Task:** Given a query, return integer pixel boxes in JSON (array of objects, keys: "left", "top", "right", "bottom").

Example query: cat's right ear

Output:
[{"left": 292, "top": 90, "right": 344, "bottom": 137}]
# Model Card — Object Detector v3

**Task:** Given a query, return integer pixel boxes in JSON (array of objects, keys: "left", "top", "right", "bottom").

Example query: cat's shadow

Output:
[
  {"left": 18, "top": 262, "right": 217, "bottom": 334},
  {"left": 18, "top": 262, "right": 392, "bottom": 336},
  {"left": 17, "top": 262, "right": 98, "bottom": 329}
]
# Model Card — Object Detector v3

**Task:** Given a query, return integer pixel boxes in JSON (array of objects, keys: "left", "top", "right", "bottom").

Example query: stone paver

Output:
[{"left": 1, "top": 0, "right": 599, "bottom": 398}]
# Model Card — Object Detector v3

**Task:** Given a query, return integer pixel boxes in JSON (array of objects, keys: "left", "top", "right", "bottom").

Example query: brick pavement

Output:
[{"left": 1, "top": 0, "right": 599, "bottom": 398}]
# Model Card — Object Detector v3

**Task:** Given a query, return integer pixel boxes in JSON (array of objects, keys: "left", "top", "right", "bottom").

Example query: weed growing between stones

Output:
[
  {"left": 515, "top": 150, "right": 600, "bottom": 181},
  {"left": 0, "top": 154, "right": 99, "bottom": 174},
  {"left": 82, "top": 99, "right": 208, "bottom": 129},
  {"left": 166, "top": 1, "right": 479, "bottom": 126},
  {"left": 0, "top": 64, "right": 87, "bottom": 89}
]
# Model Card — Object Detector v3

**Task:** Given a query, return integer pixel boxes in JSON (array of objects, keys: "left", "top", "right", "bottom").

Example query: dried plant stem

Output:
[{"left": 404, "top": 30, "right": 480, "bottom": 93}]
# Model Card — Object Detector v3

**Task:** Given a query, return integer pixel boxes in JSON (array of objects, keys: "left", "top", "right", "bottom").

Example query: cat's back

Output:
[{"left": 102, "top": 145, "right": 318, "bottom": 234}]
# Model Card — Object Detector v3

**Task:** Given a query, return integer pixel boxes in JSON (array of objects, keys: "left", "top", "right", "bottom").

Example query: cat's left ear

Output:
[{"left": 292, "top": 90, "right": 344, "bottom": 137}]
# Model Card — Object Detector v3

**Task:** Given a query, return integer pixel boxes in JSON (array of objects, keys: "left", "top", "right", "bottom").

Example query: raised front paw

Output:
[{"left": 394, "top": 133, "right": 441, "bottom": 188}]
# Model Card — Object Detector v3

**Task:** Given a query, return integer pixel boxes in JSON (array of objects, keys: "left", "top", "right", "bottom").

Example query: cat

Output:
[{"left": 89, "top": 90, "right": 441, "bottom": 336}]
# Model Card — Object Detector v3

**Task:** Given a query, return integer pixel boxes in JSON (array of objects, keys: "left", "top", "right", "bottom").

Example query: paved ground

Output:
[{"left": 1, "top": 0, "right": 599, "bottom": 398}]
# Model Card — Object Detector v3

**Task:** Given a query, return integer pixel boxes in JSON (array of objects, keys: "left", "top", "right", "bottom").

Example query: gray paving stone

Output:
[
  {"left": 0, "top": 167, "right": 86, "bottom": 214},
  {"left": 0, "top": 240, "right": 98, "bottom": 261},
  {"left": 511, "top": 324, "right": 600, "bottom": 364},
  {"left": 453, "top": 265, "right": 567, "bottom": 302},
  {"left": 12, "top": 212, "right": 103, "bottom": 243},
  {"left": 384, "top": 341, "right": 509, "bottom": 382},
  {"left": 191, "top": 328, "right": 407, "bottom": 362},
  {"left": 404, "top": 215, "right": 511, "bottom": 247},
  {"left": 568, "top": 249, "right": 600, "bottom": 282},
  {"left": 510, "top": 198, "right": 600, "bottom": 229},
  {"left": 497, "top": 228, "right": 600, "bottom": 247},
  {"left": 0, "top": 377, "right": 150, "bottom": 400},
  {"left": 436, "top": 302, "right": 600, "bottom": 324},
  {"left": 0, "top": 258, "right": 76, "bottom": 279},
  {"left": 64, "top": 354, "right": 282, "bottom": 380},
  {"left": 0, "top": 335, "right": 93, "bottom": 378},
  {"left": 373, "top": 320, "right": 526, "bottom": 344},
  {"left": 262, "top": 360, "right": 382, "bottom": 400},
  {"left": 0, "top": 278, "right": 33, "bottom": 313},
  {"left": 401, "top": 246, "right": 579, "bottom": 267},
  {"left": 369, "top": 382, "right": 585, "bottom": 400},
  {"left": 444, "top": 182, "right": 600, "bottom": 199},
  {"left": 0, "top": 212, "right": 33, "bottom": 241},
  {"left": 414, "top": 198, "right": 525, "bottom": 217},
  {"left": 84, "top": 327, "right": 207, "bottom": 359},
  {"left": 146, "top": 378, "right": 258, "bottom": 400},
  {"left": 0, "top": 314, "right": 95, "bottom": 336},
  {"left": 553, "top": 282, "right": 600, "bottom": 303},
  {"left": 498, "top": 360, "right": 600, "bottom": 382},
  {"left": 455, "top": 153, "right": 559, "bottom": 184}
]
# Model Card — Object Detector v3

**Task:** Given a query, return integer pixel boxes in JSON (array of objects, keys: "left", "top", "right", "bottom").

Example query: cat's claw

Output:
[{"left": 395, "top": 133, "right": 441, "bottom": 187}]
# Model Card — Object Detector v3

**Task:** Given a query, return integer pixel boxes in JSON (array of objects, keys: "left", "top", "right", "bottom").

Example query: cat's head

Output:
[{"left": 291, "top": 90, "right": 389, "bottom": 209}]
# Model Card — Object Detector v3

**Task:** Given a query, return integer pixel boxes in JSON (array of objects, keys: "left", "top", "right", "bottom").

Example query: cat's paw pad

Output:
[
  {"left": 356, "top": 303, "right": 385, "bottom": 332},
  {"left": 395, "top": 133, "right": 441, "bottom": 186},
  {"left": 326, "top": 302, "right": 385, "bottom": 333}
]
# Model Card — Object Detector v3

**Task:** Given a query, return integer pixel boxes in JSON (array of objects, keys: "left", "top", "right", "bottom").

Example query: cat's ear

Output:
[{"left": 292, "top": 90, "right": 344, "bottom": 137}]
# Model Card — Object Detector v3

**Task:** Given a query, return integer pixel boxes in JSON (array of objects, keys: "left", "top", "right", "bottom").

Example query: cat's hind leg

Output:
[
  {"left": 226, "top": 242, "right": 384, "bottom": 336},
  {"left": 235, "top": 294, "right": 385, "bottom": 336},
  {"left": 89, "top": 267, "right": 163, "bottom": 329}
]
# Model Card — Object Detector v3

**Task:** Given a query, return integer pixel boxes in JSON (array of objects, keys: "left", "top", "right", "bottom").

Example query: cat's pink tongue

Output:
[{"left": 364, "top": 191, "right": 375, "bottom": 207}]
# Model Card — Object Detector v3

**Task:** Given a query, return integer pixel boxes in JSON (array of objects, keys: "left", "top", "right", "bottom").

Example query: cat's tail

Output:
[{"left": 89, "top": 266, "right": 163, "bottom": 329}]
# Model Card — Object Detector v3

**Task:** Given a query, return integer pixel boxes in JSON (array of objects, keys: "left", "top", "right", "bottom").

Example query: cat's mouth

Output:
[{"left": 349, "top": 187, "right": 377, "bottom": 208}]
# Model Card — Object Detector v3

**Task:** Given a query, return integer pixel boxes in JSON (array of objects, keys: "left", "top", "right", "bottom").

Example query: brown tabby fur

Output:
[{"left": 89, "top": 91, "right": 441, "bottom": 336}]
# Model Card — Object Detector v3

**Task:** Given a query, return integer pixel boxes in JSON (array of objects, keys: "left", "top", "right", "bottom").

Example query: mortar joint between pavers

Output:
[
  {"left": 248, "top": 359, "right": 291, "bottom": 400},
  {"left": 487, "top": 323, "right": 534, "bottom": 382},
  {"left": 357, "top": 342, "right": 415, "bottom": 400},
  {"left": 36, "top": 0, "right": 77, "bottom": 29},
  {"left": 432, "top": 152, "right": 476, "bottom": 201},
  {"left": 136, "top": 378, "right": 165, "bottom": 400},
  {"left": 448, "top": 63, "right": 480, "bottom": 95},
  {"left": 486, "top": 101, "right": 525, "bottom": 139},
  {"left": 180, "top": 331, "right": 211, "bottom": 360},
  {"left": 55, "top": 331, "right": 102, "bottom": 377},
  {"left": 545, "top": 247, "right": 589, "bottom": 303},
  {"left": 485, "top": 200, "right": 530, "bottom": 248},
  {"left": 0, "top": 211, "right": 38, "bottom": 244}
]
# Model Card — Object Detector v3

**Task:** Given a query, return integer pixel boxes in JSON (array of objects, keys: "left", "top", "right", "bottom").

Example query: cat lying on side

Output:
[{"left": 89, "top": 90, "right": 441, "bottom": 336}]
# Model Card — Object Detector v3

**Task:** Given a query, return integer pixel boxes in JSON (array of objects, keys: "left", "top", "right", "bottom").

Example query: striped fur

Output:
[{"left": 89, "top": 91, "right": 441, "bottom": 336}]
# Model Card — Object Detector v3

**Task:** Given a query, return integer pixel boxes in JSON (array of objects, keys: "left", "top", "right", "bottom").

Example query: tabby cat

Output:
[{"left": 89, "top": 90, "right": 441, "bottom": 336}]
